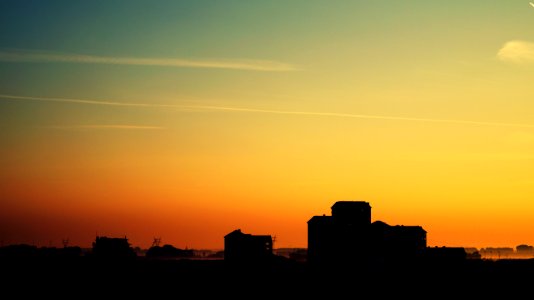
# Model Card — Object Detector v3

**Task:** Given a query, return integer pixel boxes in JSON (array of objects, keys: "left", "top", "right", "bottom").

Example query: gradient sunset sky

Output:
[{"left": 1, "top": 1, "right": 534, "bottom": 250}]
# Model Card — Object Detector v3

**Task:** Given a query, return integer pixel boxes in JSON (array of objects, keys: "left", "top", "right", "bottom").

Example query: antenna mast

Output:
[{"left": 152, "top": 237, "right": 161, "bottom": 247}]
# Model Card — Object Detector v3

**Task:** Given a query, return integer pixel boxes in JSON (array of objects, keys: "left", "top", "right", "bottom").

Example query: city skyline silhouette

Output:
[
  {"left": 1, "top": 199, "right": 533, "bottom": 263},
  {"left": 2, "top": 200, "right": 534, "bottom": 298},
  {"left": 2, "top": 7, "right": 534, "bottom": 296}
]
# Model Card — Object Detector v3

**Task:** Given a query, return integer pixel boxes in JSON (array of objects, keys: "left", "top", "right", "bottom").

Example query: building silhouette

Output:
[
  {"left": 516, "top": 244, "right": 534, "bottom": 254},
  {"left": 308, "top": 201, "right": 426, "bottom": 267},
  {"left": 145, "top": 244, "right": 194, "bottom": 258},
  {"left": 224, "top": 229, "right": 273, "bottom": 263},
  {"left": 92, "top": 236, "right": 136, "bottom": 258}
]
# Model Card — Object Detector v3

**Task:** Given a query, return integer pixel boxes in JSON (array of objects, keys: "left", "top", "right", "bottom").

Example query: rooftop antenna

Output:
[
  {"left": 152, "top": 237, "right": 161, "bottom": 247},
  {"left": 272, "top": 235, "right": 277, "bottom": 250}
]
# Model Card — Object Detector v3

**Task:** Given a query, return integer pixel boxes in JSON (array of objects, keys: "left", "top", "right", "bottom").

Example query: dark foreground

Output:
[{"left": 2, "top": 256, "right": 534, "bottom": 297}]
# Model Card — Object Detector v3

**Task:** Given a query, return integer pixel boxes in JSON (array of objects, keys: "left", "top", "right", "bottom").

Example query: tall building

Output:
[
  {"left": 331, "top": 201, "right": 371, "bottom": 226},
  {"left": 308, "top": 201, "right": 426, "bottom": 267}
]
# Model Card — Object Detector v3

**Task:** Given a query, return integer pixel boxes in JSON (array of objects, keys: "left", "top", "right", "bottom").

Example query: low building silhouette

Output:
[
  {"left": 92, "top": 236, "right": 136, "bottom": 258},
  {"left": 308, "top": 201, "right": 427, "bottom": 267},
  {"left": 516, "top": 244, "right": 533, "bottom": 253},
  {"left": 370, "top": 221, "right": 427, "bottom": 260},
  {"left": 0, "top": 244, "right": 39, "bottom": 258},
  {"left": 146, "top": 244, "right": 194, "bottom": 258},
  {"left": 464, "top": 247, "right": 482, "bottom": 259},
  {"left": 224, "top": 229, "right": 273, "bottom": 263},
  {"left": 0, "top": 244, "right": 82, "bottom": 258},
  {"left": 479, "top": 247, "right": 514, "bottom": 259}
]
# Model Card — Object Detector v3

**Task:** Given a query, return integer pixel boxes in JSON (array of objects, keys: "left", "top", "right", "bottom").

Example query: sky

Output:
[{"left": 1, "top": 0, "right": 534, "bottom": 250}]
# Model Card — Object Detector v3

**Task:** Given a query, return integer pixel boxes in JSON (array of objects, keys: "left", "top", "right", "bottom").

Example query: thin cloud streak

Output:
[
  {"left": 1, "top": 94, "right": 160, "bottom": 107},
  {"left": 497, "top": 40, "right": 534, "bottom": 63},
  {"left": 185, "top": 105, "right": 534, "bottom": 128},
  {"left": 3, "top": 94, "right": 534, "bottom": 129},
  {"left": 0, "top": 50, "right": 297, "bottom": 72},
  {"left": 46, "top": 125, "right": 165, "bottom": 130}
]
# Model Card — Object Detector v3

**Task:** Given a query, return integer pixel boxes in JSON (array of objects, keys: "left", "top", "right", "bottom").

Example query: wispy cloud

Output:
[
  {"left": 0, "top": 49, "right": 297, "bottom": 72},
  {"left": 497, "top": 40, "right": 534, "bottom": 63},
  {"left": 0, "top": 94, "right": 160, "bottom": 107},
  {"left": 3, "top": 94, "right": 534, "bottom": 129},
  {"left": 184, "top": 105, "right": 534, "bottom": 128},
  {"left": 46, "top": 125, "right": 165, "bottom": 130}
]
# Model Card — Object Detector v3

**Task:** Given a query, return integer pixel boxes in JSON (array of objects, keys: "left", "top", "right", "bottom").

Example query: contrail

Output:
[
  {"left": 45, "top": 125, "right": 165, "bottom": 130},
  {"left": 182, "top": 105, "right": 534, "bottom": 128},
  {"left": 0, "top": 94, "right": 162, "bottom": 107},
  {"left": 0, "top": 49, "right": 297, "bottom": 72},
  {"left": 2, "top": 94, "right": 534, "bottom": 129}
]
